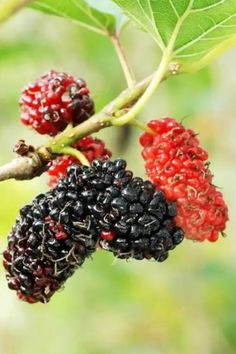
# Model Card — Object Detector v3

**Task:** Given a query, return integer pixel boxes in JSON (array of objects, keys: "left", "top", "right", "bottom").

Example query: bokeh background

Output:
[{"left": 0, "top": 6, "right": 236, "bottom": 354}]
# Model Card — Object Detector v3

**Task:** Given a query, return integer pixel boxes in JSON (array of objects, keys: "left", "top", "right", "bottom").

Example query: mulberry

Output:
[
  {"left": 3, "top": 192, "right": 98, "bottom": 303},
  {"left": 140, "top": 117, "right": 228, "bottom": 242},
  {"left": 19, "top": 70, "right": 94, "bottom": 135},
  {"left": 4, "top": 159, "right": 184, "bottom": 303},
  {"left": 65, "top": 159, "right": 184, "bottom": 261}
]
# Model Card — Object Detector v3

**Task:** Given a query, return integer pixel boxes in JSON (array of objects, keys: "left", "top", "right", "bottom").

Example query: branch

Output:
[
  {"left": 0, "top": 0, "right": 33, "bottom": 24},
  {"left": 0, "top": 74, "right": 153, "bottom": 182},
  {"left": 0, "top": 62, "right": 176, "bottom": 183},
  {"left": 0, "top": 152, "right": 48, "bottom": 181}
]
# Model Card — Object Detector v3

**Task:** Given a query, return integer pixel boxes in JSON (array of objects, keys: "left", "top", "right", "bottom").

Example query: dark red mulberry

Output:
[{"left": 19, "top": 70, "right": 94, "bottom": 135}]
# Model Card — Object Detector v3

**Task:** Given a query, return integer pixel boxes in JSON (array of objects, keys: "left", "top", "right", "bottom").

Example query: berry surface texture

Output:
[{"left": 20, "top": 70, "right": 94, "bottom": 135}]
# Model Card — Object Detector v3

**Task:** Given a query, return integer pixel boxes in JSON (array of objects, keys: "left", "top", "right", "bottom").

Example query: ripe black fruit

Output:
[{"left": 3, "top": 159, "right": 184, "bottom": 303}]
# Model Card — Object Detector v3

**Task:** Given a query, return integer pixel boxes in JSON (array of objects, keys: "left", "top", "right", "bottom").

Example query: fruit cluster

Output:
[
  {"left": 4, "top": 159, "right": 184, "bottom": 303},
  {"left": 2, "top": 70, "right": 228, "bottom": 304}
]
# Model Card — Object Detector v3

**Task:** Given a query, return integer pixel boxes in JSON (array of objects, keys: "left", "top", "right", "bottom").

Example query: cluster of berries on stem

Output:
[{"left": 1, "top": 70, "right": 228, "bottom": 304}]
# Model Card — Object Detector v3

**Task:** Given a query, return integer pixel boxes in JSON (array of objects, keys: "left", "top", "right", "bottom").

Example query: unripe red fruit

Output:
[
  {"left": 140, "top": 117, "right": 228, "bottom": 242},
  {"left": 19, "top": 70, "right": 94, "bottom": 135}
]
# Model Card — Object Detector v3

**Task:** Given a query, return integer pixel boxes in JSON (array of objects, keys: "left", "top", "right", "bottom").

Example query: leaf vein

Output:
[
  {"left": 71, "top": 0, "right": 105, "bottom": 31},
  {"left": 168, "top": 0, "right": 179, "bottom": 19},
  {"left": 191, "top": 0, "right": 225, "bottom": 13},
  {"left": 176, "top": 48, "right": 209, "bottom": 58},
  {"left": 33, "top": 1, "right": 70, "bottom": 19},
  {"left": 175, "top": 12, "right": 236, "bottom": 54},
  {"left": 135, "top": 0, "right": 165, "bottom": 48}
]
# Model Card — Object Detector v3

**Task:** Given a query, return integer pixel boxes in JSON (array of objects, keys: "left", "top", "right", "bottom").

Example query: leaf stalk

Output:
[{"left": 110, "top": 34, "right": 135, "bottom": 88}]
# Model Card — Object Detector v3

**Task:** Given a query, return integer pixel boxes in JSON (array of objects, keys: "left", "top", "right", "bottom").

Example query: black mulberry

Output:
[
  {"left": 63, "top": 159, "right": 184, "bottom": 261},
  {"left": 3, "top": 159, "right": 184, "bottom": 303},
  {"left": 3, "top": 192, "right": 98, "bottom": 303}
]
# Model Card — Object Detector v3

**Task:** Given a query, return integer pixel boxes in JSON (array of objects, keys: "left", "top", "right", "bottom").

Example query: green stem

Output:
[
  {"left": 130, "top": 119, "right": 155, "bottom": 135},
  {"left": 0, "top": 0, "right": 32, "bottom": 24},
  {"left": 112, "top": 53, "right": 171, "bottom": 126},
  {"left": 107, "top": 5, "right": 191, "bottom": 127},
  {"left": 110, "top": 34, "right": 135, "bottom": 88},
  {"left": 60, "top": 147, "right": 90, "bottom": 166}
]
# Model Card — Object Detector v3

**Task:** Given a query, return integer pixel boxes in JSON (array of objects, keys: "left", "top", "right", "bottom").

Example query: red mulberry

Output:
[{"left": 140, "top": 117, "right": 228, "bottom": 242}]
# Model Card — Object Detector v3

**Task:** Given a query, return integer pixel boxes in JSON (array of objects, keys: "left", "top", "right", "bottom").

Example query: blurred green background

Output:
[{"left": 0, "top": 7, "right": 236, "bottom": 354}]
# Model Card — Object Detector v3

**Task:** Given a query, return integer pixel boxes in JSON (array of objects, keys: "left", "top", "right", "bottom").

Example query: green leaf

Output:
[
  {"left": 112, "top": 0, "right": 236, "bottom": 70},
  {"left": 30, "top": 0, "right": 126, "bottom": 36},
  {"left": 86, "top": 0, "right": 126, "bottom": 31}
]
